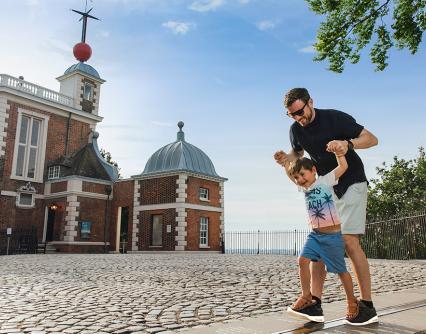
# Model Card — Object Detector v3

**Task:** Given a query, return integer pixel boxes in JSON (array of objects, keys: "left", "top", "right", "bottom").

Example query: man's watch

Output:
[{"left": 346, "top": 140, "right": 354, "bottom": 150}]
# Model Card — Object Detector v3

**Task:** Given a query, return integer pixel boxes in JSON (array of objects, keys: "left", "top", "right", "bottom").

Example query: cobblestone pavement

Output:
[{"left": 0, "top": 253, "right": 425, "bottom": 334}]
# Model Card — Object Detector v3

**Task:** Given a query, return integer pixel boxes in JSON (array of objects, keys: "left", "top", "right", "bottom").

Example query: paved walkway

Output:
[{"left": 0, "top": 254, "right": 425, "bottom": 334}]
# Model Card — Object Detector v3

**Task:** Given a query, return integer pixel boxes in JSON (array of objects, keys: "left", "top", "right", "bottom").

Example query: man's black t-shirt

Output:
[{"left": 290, "top": 108, "right": 367, "bottom": 198}]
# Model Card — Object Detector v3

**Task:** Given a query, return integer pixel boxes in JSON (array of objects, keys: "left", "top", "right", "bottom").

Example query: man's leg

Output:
[
  {"left": 343, "top": 234, "right": 372, "bottom": 301},
  {"left": 310, "top": 260, "right": 326, "bottom": 299}
]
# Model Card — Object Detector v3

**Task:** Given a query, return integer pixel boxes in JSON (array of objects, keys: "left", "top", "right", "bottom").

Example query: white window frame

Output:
[
  {"left": 11, "top": 109, "right": 49, "bottom": 183},
  {"left": 83, "top": 83, "right": 93, "bottom": 101},
  {"left": 16, "top": 182, "right": 36, "bottom": 208},
  {"left": 48, "top": 166, "right": 61, "bottom": 180},
  {"left": 199, "top": 187, "right": 209, "bottom": 201},
  {"left": 199, "top": 217, "right": 209, "bottom": 247}
]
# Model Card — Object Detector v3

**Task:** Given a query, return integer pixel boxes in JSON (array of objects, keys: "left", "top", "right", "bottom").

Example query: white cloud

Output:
[
  {"left": 189, "top": 0, "right": 225, "bottom": 12},
  {"left": 298, "top": 45, "right": 316, "bottom": 53},
  {"left": 256, "top": 20, "right": 276, "bottom": 31},
  {"left": 98, "top": 30, "right": 110, "bottom": 38},
  {"left": 151, "top": 121, "right": 174, "bottom": 127},
  {"left": 26, "top": 0, "right": 39, "bottom": 6},
  {"left": 162, "top": 21, "right": 194, "bottom": 35}
]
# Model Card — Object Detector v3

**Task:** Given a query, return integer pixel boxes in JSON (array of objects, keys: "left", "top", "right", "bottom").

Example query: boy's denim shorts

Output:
[{"left": 300, "top": 230, "right": 347, "bottom": 274}]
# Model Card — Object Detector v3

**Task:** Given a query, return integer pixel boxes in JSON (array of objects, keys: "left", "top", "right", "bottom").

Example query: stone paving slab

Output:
[
  {"left": 182, "top": 287, "right": 426, "bottom": 333},
  {"left": 0, "top": 254, "right": 425, "bottom": 334}
]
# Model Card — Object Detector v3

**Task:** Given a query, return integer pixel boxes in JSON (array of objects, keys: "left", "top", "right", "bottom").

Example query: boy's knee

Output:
[{"left": 298, "top": 256, "right": 311, "bottom": 267}]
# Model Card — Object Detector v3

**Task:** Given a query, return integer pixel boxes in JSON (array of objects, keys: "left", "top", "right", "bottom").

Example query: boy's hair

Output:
[
  {"left": 289, "top": 157, "right": 315, "bottom": 175},
  {"left": 284, "top": 88, "right": 310, "bottom": 108}
]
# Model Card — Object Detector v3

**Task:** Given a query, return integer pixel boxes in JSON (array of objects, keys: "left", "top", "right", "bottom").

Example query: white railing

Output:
[{"left": 0, "top": 74, "right": 74, "bottom": 107}]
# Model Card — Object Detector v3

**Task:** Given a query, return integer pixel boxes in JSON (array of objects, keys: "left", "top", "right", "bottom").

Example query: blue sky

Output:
[{"left": 1, "top": 0, "right": 425, "bottom": 230}]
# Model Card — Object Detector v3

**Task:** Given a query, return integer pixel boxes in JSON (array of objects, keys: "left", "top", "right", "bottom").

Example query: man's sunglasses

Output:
[{"left": 287, "top": 101, "right": 308, "bottom": 118}]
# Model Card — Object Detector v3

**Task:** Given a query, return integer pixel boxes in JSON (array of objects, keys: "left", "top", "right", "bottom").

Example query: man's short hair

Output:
[
  {"left": 284, "top": 88, "right": 310, "bottom": 108},
  {"left": 289, "top": 157, "right": 315, "bottom": 175}
]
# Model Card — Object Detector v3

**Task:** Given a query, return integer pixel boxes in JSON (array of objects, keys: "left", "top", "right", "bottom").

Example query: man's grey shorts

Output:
[{"left": 334, "top": 182, "right": 368, "bottom": 235}]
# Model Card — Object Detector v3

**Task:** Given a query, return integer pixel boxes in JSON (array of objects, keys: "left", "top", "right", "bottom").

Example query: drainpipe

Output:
[{"left": 64, "top": 112, "right": 72, "bottom": 156}]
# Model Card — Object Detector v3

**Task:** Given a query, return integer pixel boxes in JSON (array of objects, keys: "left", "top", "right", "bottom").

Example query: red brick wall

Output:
[
  {"left": 50, "top": 181, "right": 67, "bottom": 193},
  {"left": 0, "top": 196, "right": 45, "bottom": 239},
  {"left": 138, "top": 209, "right": 177, "bottom": 251},
  {"left": 82, "top": 181, "right": 107, "bottom": 194},
  {"left": 77, "top": 196, "right": 109, "bottom": 244},
  {"left": 2, "top": 100, "right": 91, "bottom": 192},
  {"left": 139, "top": 176, "right": 178, "bottom": 204},
  {"left": 186, "top": 177, "right": 220, "bottom": 207},
  {"left": 111, "top": 179, "right": 134, "bottom": 251},
  {"left": 186, "top": 209, "right": 221, "bottom": 251}
]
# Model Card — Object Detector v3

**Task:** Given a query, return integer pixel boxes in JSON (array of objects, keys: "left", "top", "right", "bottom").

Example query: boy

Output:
[{"left": 274, "top": 143, "right": 359, "bottom": 324}]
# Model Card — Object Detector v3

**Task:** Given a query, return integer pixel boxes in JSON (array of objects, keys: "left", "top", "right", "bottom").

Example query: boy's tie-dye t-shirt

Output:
[{"left": 301, "top": 171, "right": 341, "bottom": 229}]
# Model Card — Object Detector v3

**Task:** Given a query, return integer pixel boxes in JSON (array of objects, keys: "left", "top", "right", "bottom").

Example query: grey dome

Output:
[
  {"left": 64, "top": 62, "right": 101, "bottom": 79},
  {"left": 141, "top": 122, "right": 224, "bottom": 179}
]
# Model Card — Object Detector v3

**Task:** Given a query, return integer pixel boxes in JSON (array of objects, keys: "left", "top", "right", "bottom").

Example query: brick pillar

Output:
[
  {"left": 0, "top": 97, "right": 9, "bottom": 158},
  {"left": 175, "top": 174, "right": 188, "bottom": 250},
  {"left": 64, "top": 195, "right": 79, "bottom": 242},
  {"left": 132, "top": 181, "right": 141, "bottom": 251},
  {"left": 219, "top": 181, "right": 225, "bottom": 242}
]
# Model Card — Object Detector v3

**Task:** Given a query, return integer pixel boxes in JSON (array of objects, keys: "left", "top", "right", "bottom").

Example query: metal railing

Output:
[
  {"left": 225, "top": 210, "right": 426, "bottom": 260},
  {"left": 225, "top": 229, "right": 309, "bottom": 255},
  {"left": 0, "top": 74, "right": 74, "bottom": 107},
  {"left": 362, "top": 210, "right": 426, "bottom": 260},
  {"left": 0, "top": 227, "right": 39, "bottom": 255}
]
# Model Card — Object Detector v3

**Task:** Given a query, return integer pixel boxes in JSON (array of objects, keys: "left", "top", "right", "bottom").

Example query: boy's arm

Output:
[
  {"left": 333, "top": 153, "right": 348, "bottom": 180},
  {"left": 326, "top": 140, "right": 348, "bottom": 180}
]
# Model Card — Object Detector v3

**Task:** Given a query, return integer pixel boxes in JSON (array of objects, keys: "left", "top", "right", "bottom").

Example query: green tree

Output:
[
  {"left": 367, "top": 147, "right": 426, "bottom": 221},
  {"left": 100, "top": 148, "right": 122, "bottom": 178},
  {"left": 306, "top": 0, "right": 426, "bottom": 72}
]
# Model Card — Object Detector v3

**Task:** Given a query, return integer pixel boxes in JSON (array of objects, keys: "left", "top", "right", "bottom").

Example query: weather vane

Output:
[
  {"left": 71, "top": 0, "right": 100, "bottom": 43},
  {"left": 70, "top": 0, "right": 100, "bottom": 62}
]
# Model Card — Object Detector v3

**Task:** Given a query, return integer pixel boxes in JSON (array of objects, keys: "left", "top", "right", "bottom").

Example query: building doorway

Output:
[
  {"left": 45, "top": 207, "right": 56, "bottom": 242},
  {"left": 151, "top": 215, "right": 163, "bottom": 246}
]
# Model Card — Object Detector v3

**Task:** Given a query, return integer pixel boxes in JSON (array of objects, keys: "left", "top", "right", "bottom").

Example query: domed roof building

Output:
[
  {"left": 129, "top": 122, "right": 227, "bottom": 252},
  {"left": 140, "top": 121, "right": 225, "bottom": 180}
]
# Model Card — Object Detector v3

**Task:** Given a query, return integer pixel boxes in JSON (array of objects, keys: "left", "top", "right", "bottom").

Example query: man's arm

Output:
[{"left": 327, "top": 128, "right": 378, "bottom": 156}]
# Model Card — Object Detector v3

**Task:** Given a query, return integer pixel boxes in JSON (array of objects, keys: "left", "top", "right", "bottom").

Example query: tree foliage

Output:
[
  {"left": 100, "top": 148, "right": 122, "bottom": 178},
  {"left": 367, "top": 147, "right": 426, "bottom": 221},
  {"left": 306, "top": 0, "right": 426, "bottom": 72}
]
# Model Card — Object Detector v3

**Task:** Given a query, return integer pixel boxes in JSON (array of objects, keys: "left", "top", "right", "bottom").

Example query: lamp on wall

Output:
[
  {"left": 103, "top": 185, "right": 113, "bottom": 253},
  {"left": 50, "top": 203, "right": 58, "bottom": 210}
]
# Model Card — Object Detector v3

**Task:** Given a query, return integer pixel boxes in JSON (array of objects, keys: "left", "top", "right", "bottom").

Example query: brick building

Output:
[{"left": 0, "top": 9, "right": 227, "bottom": 254}]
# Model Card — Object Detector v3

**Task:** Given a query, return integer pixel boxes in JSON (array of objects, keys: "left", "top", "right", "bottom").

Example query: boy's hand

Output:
[{"left": 274, "top": 150, "right": 289, "bottom": 167}]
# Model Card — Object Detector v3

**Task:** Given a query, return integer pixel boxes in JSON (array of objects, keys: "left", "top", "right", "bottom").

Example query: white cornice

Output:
[
  {"left": 135, "top": 202, "right": 223, "bottom": 212},
  {"left": 0, "top": 90, "right": 102, "bottom": 123}
]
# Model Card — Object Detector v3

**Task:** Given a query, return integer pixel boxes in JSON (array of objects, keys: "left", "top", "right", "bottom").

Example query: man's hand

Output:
[
  {"left": 274, "top": 150, "right": 289, "bottom": 167},
  {"left": 326, "top": 140, "right": 348, "bottom": 156}
]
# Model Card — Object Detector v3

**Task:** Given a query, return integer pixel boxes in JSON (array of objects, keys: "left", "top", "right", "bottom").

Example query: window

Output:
[
  {"left": 16, "top": 182, "right": 36, "bottom": 208},
  {"left": 199, "top": 187, "right": 209, "bottom": 201},
  {"left": 200, "top": 217, "right": 209, "bottom": 246},
  {"left": 151, "top": 215, "right": 163, "bottom": 246},
  {"left": 48, "top": 166, "right": 61, "bottom": 179},
  {"left": 12, "top": 110, "right": 48, "bottom": 183},
  {"left": 83, "top": 83, "right": 93, "bottom": 101}
]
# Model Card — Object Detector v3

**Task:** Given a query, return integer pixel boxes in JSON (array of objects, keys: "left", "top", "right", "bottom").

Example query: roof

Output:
[
  {"left": 49, "top": 132, "right": 119, "bottom": 182},
  {"left": 63, "top": 62, "right": 101, "bottom": 80},
  {"left": 139, "top": 122, "right": 226, "bottom": 180}
]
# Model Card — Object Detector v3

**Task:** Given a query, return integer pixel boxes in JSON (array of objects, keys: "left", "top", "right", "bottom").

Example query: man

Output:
[{"left": 275, "top": 88, "right": 378, "bottom": 325}]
